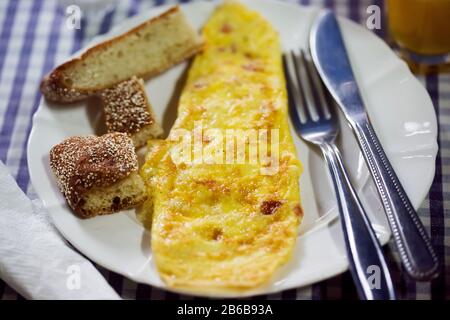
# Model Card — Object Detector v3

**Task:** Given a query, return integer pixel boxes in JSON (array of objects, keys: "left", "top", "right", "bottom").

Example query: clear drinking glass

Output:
[{"left": 387, "top": 0, "right": 450, "bottom": 73}]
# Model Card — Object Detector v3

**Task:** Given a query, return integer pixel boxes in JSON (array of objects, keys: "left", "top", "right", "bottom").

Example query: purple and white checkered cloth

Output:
[{"left": 0, "top": 0, "right": 448, "bottom": 300}]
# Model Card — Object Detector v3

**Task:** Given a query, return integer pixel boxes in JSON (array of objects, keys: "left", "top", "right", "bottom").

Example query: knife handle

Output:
[{"left": 353, "top": 119, "right": 439, "bottom": 280}]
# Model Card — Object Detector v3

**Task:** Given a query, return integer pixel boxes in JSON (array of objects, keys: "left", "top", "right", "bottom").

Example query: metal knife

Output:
[{"left": 309, "top": 10, "right": 439, "bottom": 280}]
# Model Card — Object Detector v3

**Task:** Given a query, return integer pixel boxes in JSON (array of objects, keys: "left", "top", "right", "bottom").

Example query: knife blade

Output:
[{"left": 310, "top": 10, "right": 439, "bottom": 280}]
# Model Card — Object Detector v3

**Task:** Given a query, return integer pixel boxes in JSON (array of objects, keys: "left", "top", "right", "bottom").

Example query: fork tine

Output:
[
  {"left": 283, "top": 51, "right": 310, "bottom": 125},
  {"left": 285, "top": 49, "right": 338, "bottom": 146},
  {"left": 290, "top": 50, "right": 314, "bottom": 122},
  {"left": 300, "top": 50, "right": 331, "bottom": 120},
  {"left": 291, "top": 49, "right": 321, "bottom": 122}
]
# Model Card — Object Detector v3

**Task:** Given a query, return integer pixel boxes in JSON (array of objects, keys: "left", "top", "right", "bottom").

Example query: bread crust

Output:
[
  {"left": 40, "top": 6, "right": 203, "bottom": 103},
  {"left": 49, "top": 133, "right": 141, "bottom": 216},
  {"left": 40, "top": 71, "right": 92, "bottom": 103},
  {"left": 100, "top": 76, "right": 163, "bottom": 148}
]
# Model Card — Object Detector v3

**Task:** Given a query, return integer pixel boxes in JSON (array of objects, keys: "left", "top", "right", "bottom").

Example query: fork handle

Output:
[
  {"left": 322, "top": 143, "right": 396, "bottom": 300},
  {"left": 352, "top": 119, "right": 439, "bottom": 280}
]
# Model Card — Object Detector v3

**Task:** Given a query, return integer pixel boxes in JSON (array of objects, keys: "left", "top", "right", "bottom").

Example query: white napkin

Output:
[{"left": 0, "top": 161, "right": 120, "bottom": 300}]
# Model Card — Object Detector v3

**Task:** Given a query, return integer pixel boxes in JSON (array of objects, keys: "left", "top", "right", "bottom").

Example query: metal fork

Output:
[{"left": 284, "top": 50, "right": 396, "bottom": 300}]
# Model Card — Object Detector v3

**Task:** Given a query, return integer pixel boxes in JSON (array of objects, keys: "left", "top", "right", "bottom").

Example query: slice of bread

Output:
[
  {"left": 100, "top": 76, "right": 163, "bottom": 148},
  {"left": 41, "top": 6, "right": 203, "bottom": 103},
  {"left": 49, "top": 132, "right": 147, "bottom": 218}
]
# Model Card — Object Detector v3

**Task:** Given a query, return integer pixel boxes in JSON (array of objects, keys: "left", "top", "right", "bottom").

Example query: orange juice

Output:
[{"left": 387, "top": 0, "right": 450, "bottom": 55}]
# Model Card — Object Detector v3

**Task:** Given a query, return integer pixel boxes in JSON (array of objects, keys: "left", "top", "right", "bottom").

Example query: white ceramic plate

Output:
[{"left": 28, "top": 0, "right": 438, "bottom": 297}]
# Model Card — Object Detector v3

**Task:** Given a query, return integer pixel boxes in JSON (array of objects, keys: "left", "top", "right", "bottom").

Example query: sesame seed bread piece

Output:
[
  {"left": 40, "top": 6, "right": 203, "bottom": 103},
  {"left": 49, "top": 132, "right": 147, "bottom": 218},
  {"left": 100, "top": 76, "right": 163, "bottom": 148}
]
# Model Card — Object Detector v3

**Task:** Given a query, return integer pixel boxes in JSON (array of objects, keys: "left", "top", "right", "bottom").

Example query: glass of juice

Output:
[{"left": 387, "top": 0, "right": 450, "bottom": 72}]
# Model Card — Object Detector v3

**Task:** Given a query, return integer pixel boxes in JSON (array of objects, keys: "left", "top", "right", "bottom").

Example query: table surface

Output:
[{"left": 0, "top": 0, "right": 448, "bottom": 300}]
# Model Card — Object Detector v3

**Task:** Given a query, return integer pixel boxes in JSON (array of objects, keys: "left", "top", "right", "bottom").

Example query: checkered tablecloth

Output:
[{"left": 0, "top": 0, "right": 448, "bottom": 300}]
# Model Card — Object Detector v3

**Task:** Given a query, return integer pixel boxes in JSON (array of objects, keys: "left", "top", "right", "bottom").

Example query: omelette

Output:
[{"left": 141, "top": 0, "right": 303, "bottom": 291}]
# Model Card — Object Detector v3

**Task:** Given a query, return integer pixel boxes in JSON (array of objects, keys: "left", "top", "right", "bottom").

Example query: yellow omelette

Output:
[{"left": 141, "top": 1, "right": 303, "bottom": 291}]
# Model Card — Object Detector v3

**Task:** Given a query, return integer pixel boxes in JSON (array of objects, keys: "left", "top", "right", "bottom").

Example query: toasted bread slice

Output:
[
  {"left": 100, "top": 76, "right": 163, "bottom": 148},
  {"left": 41, "top": 6, "right": 203, "bottom": 103},
  {"left": 49, "top": 133, "right": 147, "bottom": 218}
]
